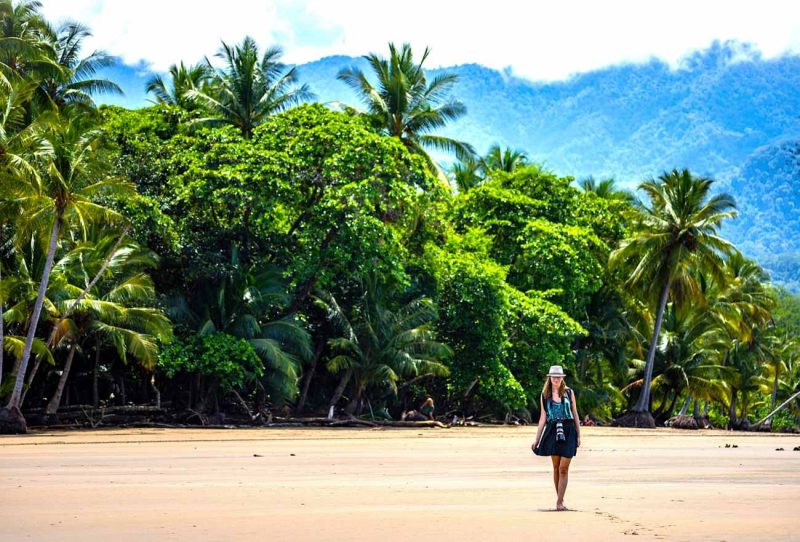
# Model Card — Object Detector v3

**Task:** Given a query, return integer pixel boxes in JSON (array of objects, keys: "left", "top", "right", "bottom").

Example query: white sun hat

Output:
[{"left": 547, "top": 365, "right": 565, "bottom": 377}]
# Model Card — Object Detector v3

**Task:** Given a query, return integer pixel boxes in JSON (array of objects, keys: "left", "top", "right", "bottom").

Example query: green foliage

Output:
[
  {"left": 424, "top": 243, "right": 519, "bottom": 408},
  {"left": 502, "top": 286, "right": 586, "bottom": 403},
  {"left": 337, "top": 42, "right": 474, "bottom": 166},
  {"left": 512, "top": 219, "right": 605, "bottom": 315},
  {"left": 159, "top": 332, "right": 263, "bottom": 392},
  {"left": 772, "top": 287, "right": 800, "bottom": 336}
]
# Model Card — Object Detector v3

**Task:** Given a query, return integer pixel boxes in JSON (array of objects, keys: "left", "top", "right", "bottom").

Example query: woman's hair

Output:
[{"left": 542, "top": 376, "right": 567, "bottom": 399}]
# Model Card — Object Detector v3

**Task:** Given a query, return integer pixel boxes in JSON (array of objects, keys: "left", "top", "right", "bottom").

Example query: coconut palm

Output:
[
  {"left": 338, "top": 42, "right": 474, "bottom": 169},
  {"left": 36, "top": 20, "right": 122, "bottom": 109},
  {"left": 482, "top": 144, "right": 528, "bottom": 173},
  {"left": 449, "top": 155, "right": 482, "bottom": 193},
  {"left": 44, "top": 240, "right": 171, "bottom": 416},
  {"left": 0, "top": 112, "right": 133, "bottom": 433},
  {"left": 317, "top": 273, "right": 451, "bottom": 415},
  {"left": 580, "top": 177, "right": 635, "bottom": 203},
  {"left": 187, "top": 37, "right": 313, "bottom": 138},
  {"left": 651, "top": 304, "right": 731, "bottom": 422},
  {"left": 146, "top": 61, "right": 211, "bottom": 110},
  {"left": 0, "top": 0, "right": 54, "bottom": 79},
  {"left": 609, "top": 169, "right": 737, "bottom": 427}
]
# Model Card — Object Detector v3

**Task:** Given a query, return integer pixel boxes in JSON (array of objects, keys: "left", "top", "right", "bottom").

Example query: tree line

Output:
[{"left": 0, "top": 0, "right": 798, "bottom": 433}]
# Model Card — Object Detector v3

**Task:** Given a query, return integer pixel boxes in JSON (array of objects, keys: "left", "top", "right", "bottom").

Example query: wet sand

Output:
[{"left": 1, "top": 426, "right": 799, "bottom": 541}]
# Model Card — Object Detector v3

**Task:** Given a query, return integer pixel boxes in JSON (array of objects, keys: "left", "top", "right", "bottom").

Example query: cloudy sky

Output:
[{"left": 42, "top": 0, "right": 800, "bottom": 81}]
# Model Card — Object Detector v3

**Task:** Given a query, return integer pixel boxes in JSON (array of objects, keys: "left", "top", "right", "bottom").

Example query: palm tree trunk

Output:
[
  {"left": 150, "top": 373, "right": 160, "bottom": 409},
  {"left": 634, "top": 280, "right": 670, "bottom": 412},
  {"left": 755, "top": 389, "right": 800, "bottom": 427},
  {"left": 6, "top": 215, "right": 62, "bottom": 409},
  {"left": 92, "top": 346, "right": 100, "bottom": 407},
  {"left": 19, "top": 355, "right": 41, "bottom": 406},
  {"left": 296, "top": 341, "right": 324, "bottom": 414},
  {"left": 678, "top": 395, "right": 692, "bottom": 416},
  {"left": 767, "top": 367, "right": 780, "bottom": 426},
  {"left": 729, "top": 388, "right": 738, "bottom": 428},
  {"left": 327, "top": 367, "right": 353, "bottom": 418},
  {"left": 45, "top": 342, "right": 78, "bottom": 416},
  {"left": 0, "top": 261, "right": 4, "bottom": 390}
]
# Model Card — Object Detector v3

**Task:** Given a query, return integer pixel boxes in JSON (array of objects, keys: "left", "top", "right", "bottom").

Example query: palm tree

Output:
[
  {"left": 482, "top": 144, "right": 528, "bottom": 173},
  {"left": 762, "top": 335, "right": 798, "bottom": 427},
  {"left": 652, "top": 303, "right": 731, "bottom": 423},
  {"left": 44, "top": 240, "right": 171, "bottom": 416},
  {"left": 317, "top": 273, "right": 451, "bottom": 416},
  {"left": 580, "top": 177, "right": 635, "bottom": 203},
  {"left": 0, "top": 0, "right": 54, "bottom": 79},
  {"left": 337, "top": 42, "right": 474, "bottom": 169},
  {"left": 187, "top": 37, "right": 313, "bottom": 138},
  {"left": 0, "top": 112, "right": 133, "bottom": 433},
  {"left": 145, "top": 61, "right": 211, "bottom": 110},
  {"left": 610, "top": 169, "right": 737, "bottom": 427},
  {"left": 36, "top": 20, "right": 122, "bottom": 109},
  {"left": 449, "top": 155, "right": 482, "bottom": 193}
]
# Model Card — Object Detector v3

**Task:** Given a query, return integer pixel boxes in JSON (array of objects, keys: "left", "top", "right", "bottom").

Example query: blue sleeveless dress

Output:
[{"left": 534, "top": 389, "right": 578, "bottom": 458}]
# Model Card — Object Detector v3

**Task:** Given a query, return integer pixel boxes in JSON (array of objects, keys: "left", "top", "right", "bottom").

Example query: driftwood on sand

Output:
[{"left": 24, "top": 405, "right": 452, "bottom": 430}]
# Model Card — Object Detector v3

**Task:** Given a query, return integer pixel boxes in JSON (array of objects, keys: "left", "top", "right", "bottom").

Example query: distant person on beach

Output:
[
  {"left": 531, "top": 365, "right": 581, "bottom": 511},
  {"left": 401, "top": 396, "right": 435, "bottom": 421},
  {"left": 582, "top": 414, "right": 596, "bottom": 427},
  {"left": 420, "top": 395, "right": 435, "bottom": 420}
]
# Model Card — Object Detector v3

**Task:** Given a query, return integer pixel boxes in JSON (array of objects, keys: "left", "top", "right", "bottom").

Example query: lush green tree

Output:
[
  {"left": 159, "top": 332, "right": 263, "bottom": 413},
  {"left": 510, "top": 219, "right": 605, "bottom": 316},
  {"left": 187, "top": 37, "right": 313, "bottom": 138},
  {"left": 610, "top": 169, "right": 737, "bottom": 427},
  {"left": 338, "top": 42, "right": 474, "bottom": 169}
]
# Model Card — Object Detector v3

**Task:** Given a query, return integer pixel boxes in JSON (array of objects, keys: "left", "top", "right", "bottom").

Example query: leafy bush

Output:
[{"left": 159, "top": 333, "right": 264, "bottom": 392}]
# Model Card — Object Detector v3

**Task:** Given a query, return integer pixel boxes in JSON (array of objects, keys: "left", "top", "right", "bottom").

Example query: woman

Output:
[
  {"left": 532, "top": 365, "right": 581, "bottom": 511},
  {"left": 420, "top": 395, "right": 435, "bottom": 420}
]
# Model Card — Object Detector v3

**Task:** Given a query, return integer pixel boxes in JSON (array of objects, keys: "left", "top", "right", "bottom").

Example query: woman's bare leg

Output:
[
  {"left": 550, "top": 455, "right": 560, "bottom": 494},
  {"left": 556, "top": 456, "right": 572, "bottom": 510}
]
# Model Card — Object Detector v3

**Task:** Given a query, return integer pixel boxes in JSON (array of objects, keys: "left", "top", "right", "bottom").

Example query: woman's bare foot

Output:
[{"left": 556, "top": 502, "right": 567, "bottom": 511}]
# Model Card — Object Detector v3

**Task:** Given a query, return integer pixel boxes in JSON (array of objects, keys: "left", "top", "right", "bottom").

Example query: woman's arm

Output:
[
  {"left": 532, "top": 395, "right": 547, "bottom": 450},
  {"left": 570, "top": 389, "right": 581, "bottom": 447}
]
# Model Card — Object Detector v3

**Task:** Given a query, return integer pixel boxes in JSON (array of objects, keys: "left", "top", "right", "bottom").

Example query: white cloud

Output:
[{"left": 42, "top": 0, "right": 800, "bottom": 79}]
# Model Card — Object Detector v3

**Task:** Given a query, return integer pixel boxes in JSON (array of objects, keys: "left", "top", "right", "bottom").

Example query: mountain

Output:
[
  {"left": 724, "top": 139, "right": 800, "bottom": 291},
  {"left": 293, "top": 42, "right": 800, "bottom": 289}
]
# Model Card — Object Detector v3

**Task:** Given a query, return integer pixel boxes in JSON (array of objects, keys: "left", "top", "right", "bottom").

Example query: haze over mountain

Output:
[{"left": 105, "top": 41, "right": 800, "bottom": 289}]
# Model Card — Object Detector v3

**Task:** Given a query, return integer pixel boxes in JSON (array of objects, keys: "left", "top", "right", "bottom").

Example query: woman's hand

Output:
[
  {"left": 531, "top": 442, "right": 538, "bottom": 452},
  {"left": 576, "top": 435, "right": 581, "bottom": 448}
]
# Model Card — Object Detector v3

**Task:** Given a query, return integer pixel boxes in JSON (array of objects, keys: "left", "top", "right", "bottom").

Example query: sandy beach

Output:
[{"left": 1, "top": 426, "right": 799, "bottom": 541}]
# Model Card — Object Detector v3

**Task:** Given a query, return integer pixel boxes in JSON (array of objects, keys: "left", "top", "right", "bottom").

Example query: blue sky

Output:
[{"left": 41, "top": 0, "right": 800, "bottom": 108}]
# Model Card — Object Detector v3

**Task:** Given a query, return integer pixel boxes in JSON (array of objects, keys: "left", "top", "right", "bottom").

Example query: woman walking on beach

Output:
[{"left": 532, "top": 365, "right": 581, "bottom": 511}]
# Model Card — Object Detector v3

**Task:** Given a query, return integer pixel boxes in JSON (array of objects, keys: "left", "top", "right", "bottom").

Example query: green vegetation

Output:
[{"left": 0, "top": 1, "right": 798, "bottom": 433}]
